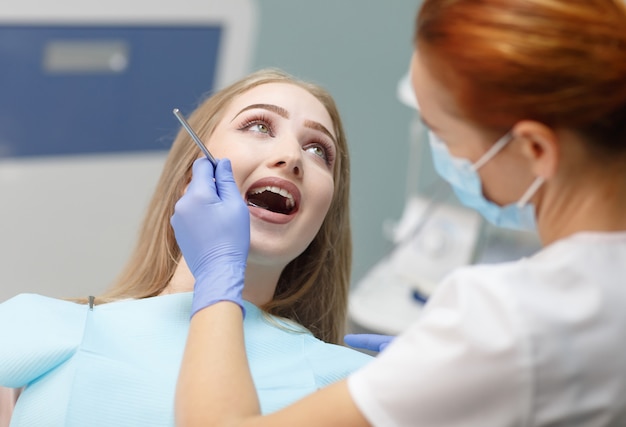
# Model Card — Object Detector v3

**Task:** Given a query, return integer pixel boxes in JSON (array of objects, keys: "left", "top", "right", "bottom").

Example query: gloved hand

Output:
[
  {"left": 344, "top": 334, "right": 395, "bottom": 352},
  {"left": 170, "top": 158, "right": 250, "bottom": 317}
]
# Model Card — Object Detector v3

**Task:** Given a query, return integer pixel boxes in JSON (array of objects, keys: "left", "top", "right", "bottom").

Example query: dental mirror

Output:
[{"left": 172, "top": 108, "right": 218, "bottom": 168}]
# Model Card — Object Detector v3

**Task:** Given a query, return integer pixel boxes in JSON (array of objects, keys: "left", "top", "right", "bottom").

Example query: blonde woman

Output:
[{"left": 0, "top": 68, "right": 371, "bottom": 426}]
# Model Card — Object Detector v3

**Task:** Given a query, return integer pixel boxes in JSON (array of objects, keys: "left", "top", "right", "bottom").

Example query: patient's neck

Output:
[
  {"left": 241, "top": 262, "right": 281, "bottom": 307},
  {"left": 161, "top": 257, "right": 281, "bottom": 307}
]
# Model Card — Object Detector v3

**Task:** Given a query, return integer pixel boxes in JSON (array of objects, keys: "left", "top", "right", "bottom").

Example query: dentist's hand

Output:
[
  {"left": 344, "top": 334, "right": 395, "bottom": 352},
  {"left": 171, "top": 158, "right": 250, "bottom": 317}
]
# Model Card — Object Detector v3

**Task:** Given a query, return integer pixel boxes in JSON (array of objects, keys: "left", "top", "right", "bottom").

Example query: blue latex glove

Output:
[
  {"left": 170, "top": 158, "right": 250, "bottom": 317},
  {"left": 344, "top": 334, "right": 395, "bottom": 352}
]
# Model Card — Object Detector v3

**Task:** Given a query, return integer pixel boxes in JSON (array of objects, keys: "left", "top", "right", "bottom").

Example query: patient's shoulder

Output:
[
  {"left": 0, "top": 294, "right": 87, "bottom": 387},
  {"left": 302, "top": 336, "right": 374, "bottom": 387}
]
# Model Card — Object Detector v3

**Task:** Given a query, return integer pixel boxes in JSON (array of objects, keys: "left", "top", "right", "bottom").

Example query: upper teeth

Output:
[{"left": 249, "top": 186, "right": 295, "bottom": 209}]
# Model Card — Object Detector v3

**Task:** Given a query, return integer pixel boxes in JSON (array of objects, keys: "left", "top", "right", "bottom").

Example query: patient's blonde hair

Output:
[{"left": 97, "top": 69, "right": 351, "bottom": 344}]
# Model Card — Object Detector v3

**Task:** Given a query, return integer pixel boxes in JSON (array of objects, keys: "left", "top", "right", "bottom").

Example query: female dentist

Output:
[{"left": 172, "top": 0, "right": 626, "bottom": 425}]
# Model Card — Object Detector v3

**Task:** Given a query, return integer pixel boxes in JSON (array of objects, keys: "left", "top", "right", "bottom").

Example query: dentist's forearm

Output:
[
  {"left": 176, "top": 302, "right": 260, "bottom": 427},
  {"left": 175, "top": 302, "right": 371, "bottom": 427}
]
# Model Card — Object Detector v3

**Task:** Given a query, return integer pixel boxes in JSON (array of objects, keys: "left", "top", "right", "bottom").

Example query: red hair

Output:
[{"left": 415, "top": 0, "right": 626, "bottom": 157}]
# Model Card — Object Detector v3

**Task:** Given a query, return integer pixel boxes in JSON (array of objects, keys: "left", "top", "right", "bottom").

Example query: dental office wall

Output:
[{"left": 0, "top": 0, "right": 418, "bottom": 302}]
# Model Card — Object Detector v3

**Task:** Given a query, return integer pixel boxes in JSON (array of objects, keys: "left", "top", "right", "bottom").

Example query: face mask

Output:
[{"left": 428, "top": 131, "right": 544, "bottom": 230}]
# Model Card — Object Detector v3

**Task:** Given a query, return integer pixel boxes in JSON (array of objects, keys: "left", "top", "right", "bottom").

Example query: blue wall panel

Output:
[{"left": 0, "top": 25, "right": 221, "bottom": 157}]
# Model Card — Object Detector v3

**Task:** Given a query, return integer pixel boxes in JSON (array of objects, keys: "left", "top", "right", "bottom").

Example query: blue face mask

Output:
[{"left": 428, "top": 131, "right": 544, "bottom": 231}]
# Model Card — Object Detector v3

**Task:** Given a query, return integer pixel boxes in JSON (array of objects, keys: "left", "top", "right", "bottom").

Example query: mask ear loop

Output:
[
  {"left": 468, "top": 130, "right": 545, "bottom": 208},
  {"left": 517, "top": 176, "right": 545, "bottom": 208},
  {"left": 471, "top": 132, "right": 514, "bottom": 171}
]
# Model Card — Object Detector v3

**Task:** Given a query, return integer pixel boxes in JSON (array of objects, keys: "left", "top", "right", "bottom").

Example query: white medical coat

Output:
[{"left": 349, "top": 231, "right": 626, "bottom": 426}]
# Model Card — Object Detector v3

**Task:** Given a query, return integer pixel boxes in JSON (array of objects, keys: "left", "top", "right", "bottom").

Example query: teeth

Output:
[{"left": 248, "top": 186, "right": 295, "bottom": 209}]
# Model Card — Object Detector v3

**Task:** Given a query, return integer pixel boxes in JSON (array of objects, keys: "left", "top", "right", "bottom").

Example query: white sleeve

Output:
[{"left": 347, "top": 270, "right": 533, "bottom": 427}]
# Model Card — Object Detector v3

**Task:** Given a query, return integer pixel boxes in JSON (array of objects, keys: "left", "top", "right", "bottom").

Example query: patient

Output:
[{"left": 0, "top": 69, "right": 372, "bottom": 426}]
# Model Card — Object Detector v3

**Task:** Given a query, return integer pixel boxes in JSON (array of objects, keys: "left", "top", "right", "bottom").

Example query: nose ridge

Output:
[{"left": 271, "top": 135, "right": 303, "bottom": 177}]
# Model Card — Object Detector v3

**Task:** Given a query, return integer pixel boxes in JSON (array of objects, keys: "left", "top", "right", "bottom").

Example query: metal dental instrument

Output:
[{"left": 172, "top": 108, "right": 218, "bottom": 168}]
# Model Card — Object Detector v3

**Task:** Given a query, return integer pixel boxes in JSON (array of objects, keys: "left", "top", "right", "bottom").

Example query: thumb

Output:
[
  {"left": 187, "top": 157, "right": 217, "bottom": 200},
  {"left": 214, "top": 158, "right": 242, "bottom": 202}
]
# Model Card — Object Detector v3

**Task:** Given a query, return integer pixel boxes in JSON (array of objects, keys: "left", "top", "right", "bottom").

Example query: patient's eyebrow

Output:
[
  {"left": 231, "top": 103, "right": 337, "bottom": 145},
  {"left": 231, "top": 104, "right": 289, "bottom": 122},
  {"left": 305, "top": 120, "right": 337, "bottom": 146}
]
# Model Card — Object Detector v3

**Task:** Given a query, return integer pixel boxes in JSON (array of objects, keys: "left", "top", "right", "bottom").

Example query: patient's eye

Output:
[
  {"left": 304, "top": 139, "right": 335, "bottom": 167},
  {"left": 238, "top": 114, "right": 275, "bottom": 137},
  {"left": 250, "top": 123, "right": 270, "bottom": 134},
  {"left": 307, "top": 145, "right": 325, "bottom": 158}
]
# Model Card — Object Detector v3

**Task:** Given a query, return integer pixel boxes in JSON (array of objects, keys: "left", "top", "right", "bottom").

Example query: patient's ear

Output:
[{"left": 511, "top": 120, "right": 559, "bottom": 180}]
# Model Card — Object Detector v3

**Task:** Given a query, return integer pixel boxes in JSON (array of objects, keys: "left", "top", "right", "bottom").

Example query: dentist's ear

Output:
[{"left": 511, "top": 120, "right": 559, "bottom": 180}]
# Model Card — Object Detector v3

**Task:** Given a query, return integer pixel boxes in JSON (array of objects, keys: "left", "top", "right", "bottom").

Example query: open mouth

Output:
[{"left": 246, "top": 185, "right": 296, "bottom": 215}]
